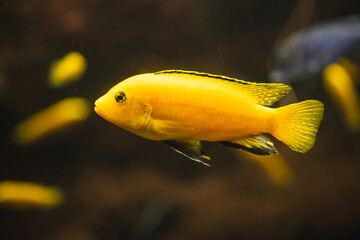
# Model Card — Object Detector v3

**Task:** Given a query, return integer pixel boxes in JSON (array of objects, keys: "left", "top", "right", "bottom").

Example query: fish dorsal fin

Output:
[{"left": 155, "top": 70, "right": 292, "bottom": 106}]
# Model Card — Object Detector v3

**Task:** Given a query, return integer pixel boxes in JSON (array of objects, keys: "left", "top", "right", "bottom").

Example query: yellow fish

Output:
[
  {"left": 323, "top": 60, "right": 360, "bottom": 132},
  {"left": 237, "top": 151, "right": 294, "bottom": 188},
  {"left": 95, "top": 70, "right": 324, "bottom": 166},
  {"left": 13, "top": 97, "right": 91, "bottom": 145},
  {"left": 48, "top": 51, "right": 87, "bottom": 88},
  {"left": 0, "top": 181, "right": 63, "bottom": 209}
]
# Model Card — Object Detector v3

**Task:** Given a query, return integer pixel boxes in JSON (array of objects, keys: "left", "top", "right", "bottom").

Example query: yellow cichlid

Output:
[
  {"left": 237, "top": 151, "right": 294, "bottom": 188},
  {"left": 95, "top": 70, "right": 324, "bottom": 166},
  {"left": 48, "top": 51, "right": 87, "bottom": 88},
  {"left": 0, "top": 181, "right": 63, "bottom": 209},
  {"left": 13, "top": 97, "right": 91, "bottom": 145},
  {"left": 323, "top": 61, "right": 360, "bottom": 132}
]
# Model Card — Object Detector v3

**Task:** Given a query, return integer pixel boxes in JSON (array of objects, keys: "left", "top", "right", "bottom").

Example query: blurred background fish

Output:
[
  {"left": 236, "top": 151, "right": 295, "bottom": 188},
  {"left": 269, "top": 15, "right": 360, "bottom": 131},
  {"left": 48, "top": 51, "right": 87, "bottom": 88},
  {"left": 0, "top": 181, "right": 63, "bottom": 209},
  {"left": 2, "top": 1, "right": 360, "bottom": 240},
  {"left": 323, "top": 60, "right": 360, "bottom": 131},
  {"left": 12, "top": 97, "right": 91, "bottom": 145},
  {"left": 270, "top": 15, "right": 360, "bottom": 85}
]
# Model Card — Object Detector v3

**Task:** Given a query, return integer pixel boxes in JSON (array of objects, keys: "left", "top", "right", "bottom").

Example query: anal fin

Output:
[
  {"left": 162, "top": 140, "right": 211, "bottom": 166},
  {"left": 220, "top": 134, "right": 278, "bottom": 155}
]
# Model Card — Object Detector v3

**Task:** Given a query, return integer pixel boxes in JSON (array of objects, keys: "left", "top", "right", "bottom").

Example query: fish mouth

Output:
[{"left": 94, "top": 100, "right": 106, "bottom": 118}]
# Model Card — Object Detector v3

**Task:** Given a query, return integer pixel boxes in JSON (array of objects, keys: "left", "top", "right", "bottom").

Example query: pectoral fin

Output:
[
  {"left": 162, "top": 140, "right": 211, "bottom": 166},
  {"left": 147, "top": 119, "right": 196, "bottom": 140},
  {"left": 220, "top": 134, "right": 278, "bottom": 155}
]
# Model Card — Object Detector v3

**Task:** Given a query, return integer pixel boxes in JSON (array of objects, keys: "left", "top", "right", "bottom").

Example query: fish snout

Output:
[
  {"left": 94, "top": 98, "right": 100, "bottom": 108},
  {"left": 94, "top": 99, "right": 105, "bottom": 117}
]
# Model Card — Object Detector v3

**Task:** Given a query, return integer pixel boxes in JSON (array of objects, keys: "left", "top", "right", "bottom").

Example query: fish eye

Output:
[{"left": 115, "top": 91, "right": 126, "bottom": 103}]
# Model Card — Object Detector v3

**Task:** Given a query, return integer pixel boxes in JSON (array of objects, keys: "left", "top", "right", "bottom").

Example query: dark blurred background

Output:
[{"left": 1, "top": 0, "right": 360, "bottom": 239}]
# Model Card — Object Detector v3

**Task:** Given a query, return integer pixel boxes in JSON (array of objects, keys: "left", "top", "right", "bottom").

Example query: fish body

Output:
[
  {"left": 128, "top": 73, "right": 273, "bottom": 141},
  {"left": 0, "top": 181, "right": 63, "bottom": 209},
  {"left": 237, "top": 151, "right": 294, "bottom": 188},
  {"left": 48, "top": 51, "right": 87, "bottom": 88},
  {"left": 95, "top": 70, "right": 324, "bottom": 165},
  {"left": 270, "top": 15, "right": 360, "bottom": 84},
  {"left": 13, "top": 97, "right": 91, "bottom": 145},
  {"left": 323, "top": 62, "right": 360, "bottom": 131}
]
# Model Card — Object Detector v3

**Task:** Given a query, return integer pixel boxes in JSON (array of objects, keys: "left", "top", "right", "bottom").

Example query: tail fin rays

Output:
[{"left": 272, "top": 100, "right": 324, "bottom": 153}]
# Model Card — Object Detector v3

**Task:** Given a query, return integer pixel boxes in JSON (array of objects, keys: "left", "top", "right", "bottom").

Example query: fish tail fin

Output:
[{"left": 272, "top": 100, "right": 324, "bottom": 153}]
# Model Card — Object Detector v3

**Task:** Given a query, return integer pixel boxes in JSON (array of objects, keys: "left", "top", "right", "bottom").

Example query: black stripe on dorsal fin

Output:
[
  {"left": 154, "top": 70, "right": 292, "bottom": 106},
  {"left": 154, "top": 70, "right": 254, "bottom": 85}
]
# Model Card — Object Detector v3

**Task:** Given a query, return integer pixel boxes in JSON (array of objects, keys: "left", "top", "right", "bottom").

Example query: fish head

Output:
[{"left": 94, "top": 78, "right": 152, "bottom": 133}]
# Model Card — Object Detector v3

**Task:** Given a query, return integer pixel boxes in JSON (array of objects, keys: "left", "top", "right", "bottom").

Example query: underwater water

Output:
[{"left": 1, "top": 0, "right": 360, "bottom": 239}]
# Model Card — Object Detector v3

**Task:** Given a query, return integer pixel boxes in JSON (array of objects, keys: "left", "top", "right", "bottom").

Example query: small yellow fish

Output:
[
  {"left": 48, "top": 51, "right": 87, "bottom": 88},
  {"left": 95, "top": 70, "right": 324, "bottom": 165},
  {"left": 237, "top": 151, "right": 294, "bottom": 188},
  {"left": 323, "top": 61, "right": 360, "bottom": 132},
  {"left": 13, "top": 97, "right": 91, "bottom": 145},
  {"left": 0, "top": 181, "right": 63, "bottom": 209}
]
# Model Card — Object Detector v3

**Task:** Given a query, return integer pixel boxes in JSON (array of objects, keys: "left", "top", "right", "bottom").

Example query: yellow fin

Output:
[
  {"left": 146, "top": 119, "right": 196, "bottom": 140},
  {"left": 155, "top": 70, "right": 292, "bottom": 106},
  {"left": 272, "top": 100, "right": 324, "bottom": 153},
  {"left": 239, "top": 83, "right": 292, "bottom": 106}
]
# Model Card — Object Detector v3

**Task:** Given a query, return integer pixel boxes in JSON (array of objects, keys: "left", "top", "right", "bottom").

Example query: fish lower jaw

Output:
[{"left": 94, "top": 105, "right": 107, "bottom": 119}]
